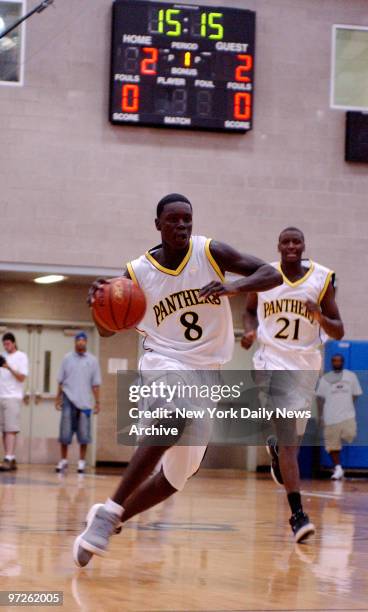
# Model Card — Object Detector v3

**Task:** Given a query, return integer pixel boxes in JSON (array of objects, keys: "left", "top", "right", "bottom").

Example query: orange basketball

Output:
[{"left": 92, "top": 278, "right": 146, "bottom": 332}]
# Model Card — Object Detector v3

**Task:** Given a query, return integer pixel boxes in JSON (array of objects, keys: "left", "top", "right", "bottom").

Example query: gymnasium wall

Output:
[{"left": 1, "top": 0, "right": 367, "bottom": 341}]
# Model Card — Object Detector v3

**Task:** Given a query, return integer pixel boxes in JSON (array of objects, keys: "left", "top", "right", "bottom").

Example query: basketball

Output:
[{"left": 92, "top": 277, "right": 146, "bottom": 332}]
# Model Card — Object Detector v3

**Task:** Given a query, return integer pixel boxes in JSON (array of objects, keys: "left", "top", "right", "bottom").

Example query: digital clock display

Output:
[{"left": 109, "top": 0, "right": 256, "bottom": 132}]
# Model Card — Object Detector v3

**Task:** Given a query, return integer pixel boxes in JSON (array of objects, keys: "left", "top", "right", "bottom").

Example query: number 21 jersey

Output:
[
  {"left": 127, "top": 235, "right": 234, "bottom": 367},
  {"left": 256, "top": 260, "right": 333, "bottom": 369}
]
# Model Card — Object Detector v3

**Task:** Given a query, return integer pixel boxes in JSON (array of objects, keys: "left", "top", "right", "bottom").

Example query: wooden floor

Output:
[{"left": 0, "top": 466, "right": 367, "bottom": 611}]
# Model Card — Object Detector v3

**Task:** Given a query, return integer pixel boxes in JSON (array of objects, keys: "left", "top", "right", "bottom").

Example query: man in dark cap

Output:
[{"left": 55, "top": 331, "right": 101, "bottom": 473}]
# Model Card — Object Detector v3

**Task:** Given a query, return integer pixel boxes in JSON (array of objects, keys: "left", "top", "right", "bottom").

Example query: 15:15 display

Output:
[{"left": 148, "top": 9, "right": 224, "bottom": 39}]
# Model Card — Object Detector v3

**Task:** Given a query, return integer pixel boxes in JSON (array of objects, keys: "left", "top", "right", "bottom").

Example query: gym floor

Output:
[{"left": 0, "top": 466, "right": 366, "bottom": 611}]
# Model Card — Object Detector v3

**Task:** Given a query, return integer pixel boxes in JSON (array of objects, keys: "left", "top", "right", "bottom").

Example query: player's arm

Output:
[
  {"left": 316, "top": 396, "right": 325, "bottom": 426},
  {"left": 306, "top": 282, "right": 344, "bottom": 340},
  {"left": 241, "top": 292, "right": 258, "bottom": 350},
  {"left": 352, "top": 373, "right": 363, "bottom": 403},
  {"left": 1, "top": 360, "right": 26, "bottom": 382},
  {"left": 92, "top": 386, "right": 100, "bottom": 414},
  {"left": 199, "top": 241, "right": 282, "bottom": 299},
  {"left": 55, "top": 383, "right": 63, "bottom": 410},
  {"left": 315, "top": 379, "right": 326, "bottom": 426},
  {"left": 88, "top": 268, "right": 131, "bottom": 338}
]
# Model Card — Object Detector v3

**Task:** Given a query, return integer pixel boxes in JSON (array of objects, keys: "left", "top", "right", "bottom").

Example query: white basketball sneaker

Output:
[
  {"left": 55, "top": 459, "right": 68, "bottom": 473},
  {"left": 331, "top": 465, "right": 344, "bottom": 480},
  {"left": 73, "top": 504, "right": 122, "bottom": 568}
]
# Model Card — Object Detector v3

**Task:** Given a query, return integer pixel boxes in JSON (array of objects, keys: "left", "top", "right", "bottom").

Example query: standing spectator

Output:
[
  {"left": 55, "top": 332, "right": 101, "bottom": 474},
  {"left": 316, "top": 354, "right": 363, "bottom": 480},
  {"left": 0, "top": 332, "right": 29, "bottom": 471}
]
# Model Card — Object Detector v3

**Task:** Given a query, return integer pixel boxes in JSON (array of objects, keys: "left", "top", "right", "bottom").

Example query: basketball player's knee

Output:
[
  {"left": 169, "top": 413, "right": 188, "bottom": 438},
  {"left": 161, "top": 443, "right": 206, "bottom": 492},
  {"left": 161, "top": 464, "right": 187, "bottom": 492},
  {"left": 158, "top": 468, "right": 178, "bottom": 494},
  {"left": 155, "top": 413, "right": 189, "bottom": 445}
]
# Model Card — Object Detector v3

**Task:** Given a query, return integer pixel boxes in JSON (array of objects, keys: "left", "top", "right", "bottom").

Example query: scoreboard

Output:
[{"left": 109, "top": 0, "right": 256, "bottom": 132}]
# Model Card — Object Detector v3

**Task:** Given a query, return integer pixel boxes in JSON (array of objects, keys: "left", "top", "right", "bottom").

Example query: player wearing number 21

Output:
[
  {"left": 73, "top": 193, "right": 282, "bottom": 567},
  {"left": 242, "top": 227, "right": 344, "bottom": 543}
]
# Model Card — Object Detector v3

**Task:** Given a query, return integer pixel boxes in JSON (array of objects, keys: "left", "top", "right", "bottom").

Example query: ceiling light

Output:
[{"left": 34, "top": 275, "right": 66, "bottom": 284}]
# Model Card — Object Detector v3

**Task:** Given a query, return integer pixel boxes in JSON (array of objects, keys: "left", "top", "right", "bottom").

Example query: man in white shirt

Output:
[
  {"left": 316, "top": 354, "right": 363, "bottom": 480},
  {"left": 0, "top": 332, "right": 29, "bottom": 471}
]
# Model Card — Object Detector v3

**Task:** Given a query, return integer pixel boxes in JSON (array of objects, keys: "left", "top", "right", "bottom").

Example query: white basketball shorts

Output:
[
  {"left": 253, "top": 344, "right": 320, "bottom": 438},
  {"left": 138, "top": 351, "right": 219, "bottom": 491}
]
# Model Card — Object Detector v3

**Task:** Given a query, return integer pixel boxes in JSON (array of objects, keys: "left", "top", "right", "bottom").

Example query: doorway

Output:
[{"left": 0, "top": 321, "right": 97, "bottom": 465}]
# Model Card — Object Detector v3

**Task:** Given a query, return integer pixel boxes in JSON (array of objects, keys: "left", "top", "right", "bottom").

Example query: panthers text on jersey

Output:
[
  {"left": 255, "top": 260, "right": 333, "bottom": 370},
  {"left": 127, "top": 235, "right": 234, "bottom": 368}
]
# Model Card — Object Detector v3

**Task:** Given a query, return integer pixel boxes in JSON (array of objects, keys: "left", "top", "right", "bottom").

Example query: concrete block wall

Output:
[{"left": 1, "top": 1, "right": 367, "bottom": 332}]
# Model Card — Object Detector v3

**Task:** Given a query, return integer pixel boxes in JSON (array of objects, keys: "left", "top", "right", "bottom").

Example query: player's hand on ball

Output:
[
  {"left": 87, "top": 278, "right": 109, "bottom": 306},
  {"left": 199, "top": 281, "right": 235, "bottom": 299},
  {"left": 241, "top": 330, "right": 257, "bottom": 349},
  {"left": 306, "top": 300, "right": 322, "bottom": 323}
]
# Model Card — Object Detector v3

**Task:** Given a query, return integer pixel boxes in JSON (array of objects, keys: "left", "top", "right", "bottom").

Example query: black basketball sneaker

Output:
[
  {"left": 289, "top": 510, "right": 315, "bottom": 543},
  {"left": 266, "top": 435, "right": 283, "bottom": 486}
]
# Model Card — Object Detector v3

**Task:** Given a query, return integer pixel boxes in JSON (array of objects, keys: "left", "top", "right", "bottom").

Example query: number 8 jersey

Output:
[
  {"left": 126, "top": 235, "right": 234, "bottom": 367},
  {"left": 255, "top": 260, "right": 333, "bottom": 371}
]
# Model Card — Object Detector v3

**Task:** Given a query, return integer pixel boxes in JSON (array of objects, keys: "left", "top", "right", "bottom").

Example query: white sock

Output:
[
  {"left": 5, "top": 455, "right": 15, "bottom": 461},
  {"left": 59, "top": 458, "right": 68, "bottom": 465},
  {"left": 78, "top": 460, "right": 86, "bottom": 466},
  {"left": 104, "top": 498, "right": 124, "bottom": 518}
]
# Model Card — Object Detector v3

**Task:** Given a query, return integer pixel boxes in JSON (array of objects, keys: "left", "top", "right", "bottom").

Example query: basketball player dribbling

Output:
[
  {"left": 242, "top": 227, "right": 344, "bottom": 542},
  {"left": 73, "top": 193, "right": 282, "bottom": 567}
]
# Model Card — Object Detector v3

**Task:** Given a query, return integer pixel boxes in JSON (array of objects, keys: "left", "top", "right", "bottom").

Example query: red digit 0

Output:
[
  {"left": 235, "top": 54, "right": 252, "bottom": 82},
  {"left": 141, "top": 47, "right": 158, "bottom": 75},
  {"left": 233, "top": 92, "right": 251, "bottom": 120},
  {"left": 121, "top": 84, "right": 139, "bottom": 112}
]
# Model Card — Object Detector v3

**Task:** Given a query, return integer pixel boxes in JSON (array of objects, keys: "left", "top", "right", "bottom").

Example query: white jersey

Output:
[
  {"left": 127, "top": 235, "right": 234, "bottom": 367},
  {"left": 255, "top": 260, "right": 333, "bottom": 371}
]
